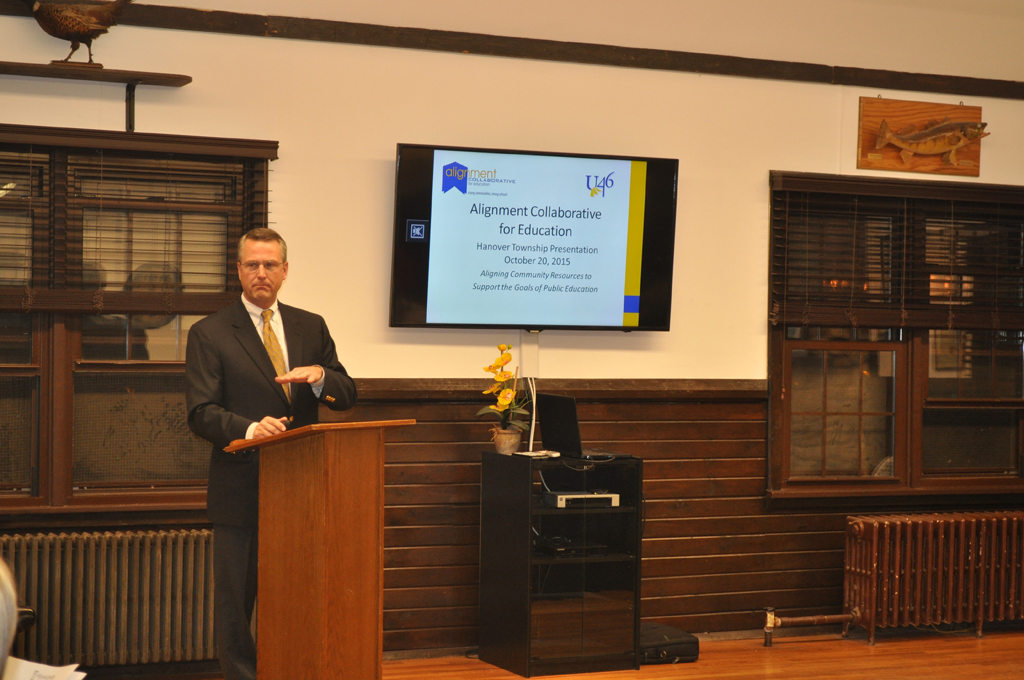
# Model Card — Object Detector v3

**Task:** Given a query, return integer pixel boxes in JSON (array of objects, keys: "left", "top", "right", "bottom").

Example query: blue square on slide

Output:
[{"left": 623, "top": 295, "right": 639, "bottom": 313}]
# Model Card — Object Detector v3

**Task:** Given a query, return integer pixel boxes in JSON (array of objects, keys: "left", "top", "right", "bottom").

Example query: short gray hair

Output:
[
  {"left": 237, "top": 228, "right": 288, "bottom": 263},
  {"left": 0, "top": 558, "right": 15, "bottom": 675}
]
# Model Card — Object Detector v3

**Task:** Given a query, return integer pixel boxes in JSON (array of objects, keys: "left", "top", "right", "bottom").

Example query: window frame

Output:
[
  {"left": 0, "top": 313, "right": 48, "bottom": 510},
  {"left": 0, "top": 124, "right": 277, "bottom": 513},
  {"left": 909, "top": 329, "right": 1024, "bottom": 491},
  {"left": 768, "top": 171, "right": 1024, "bottom": 502},
  {"left": 779, "top": 336, "right": 909, "bottom": 490}
]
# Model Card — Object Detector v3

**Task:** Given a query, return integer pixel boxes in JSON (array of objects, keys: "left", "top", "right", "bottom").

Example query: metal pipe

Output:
[{"left": 764, "top": 607, "right": 860, "bottom": 647}]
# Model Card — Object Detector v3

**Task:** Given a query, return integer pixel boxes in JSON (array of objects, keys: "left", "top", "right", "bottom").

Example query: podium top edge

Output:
[{"left": 223, "top": 419, "right": 416, "bottom": 453}]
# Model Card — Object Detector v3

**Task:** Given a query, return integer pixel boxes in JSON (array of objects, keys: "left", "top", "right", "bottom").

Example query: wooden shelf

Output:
[
  {"left": 0, "top": 60, "right": 191, "bottom": 86},
  {"left": 0, "top": 60, "right": 191, "bottom": 131}
]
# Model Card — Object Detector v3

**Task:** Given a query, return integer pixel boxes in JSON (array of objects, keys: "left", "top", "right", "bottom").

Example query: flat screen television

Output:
[{"left": 389, "top": 143, "right": 678, "bottom": 331}]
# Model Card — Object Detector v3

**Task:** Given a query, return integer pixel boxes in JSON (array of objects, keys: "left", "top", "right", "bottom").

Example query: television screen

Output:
[{"left": 390, "top": 144, "right": 678, "bottom": 331}]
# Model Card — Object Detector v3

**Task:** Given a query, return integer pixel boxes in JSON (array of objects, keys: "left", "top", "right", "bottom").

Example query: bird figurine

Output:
[{"left": 24, "top": 0, "right": 133, "bottom": 65}]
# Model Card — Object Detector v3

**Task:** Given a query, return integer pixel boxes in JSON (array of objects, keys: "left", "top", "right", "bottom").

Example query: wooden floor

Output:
[
  {"left": 117, "top": 627, "right": 1024, "bottom": 679},
  {"left": 382, "top": 629, "right": 1024, "bottom": 680}
]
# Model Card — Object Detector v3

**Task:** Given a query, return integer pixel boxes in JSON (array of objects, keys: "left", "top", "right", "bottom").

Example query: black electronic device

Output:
[
  {"left": 390, "top": 143, "right": 678, "bottom": 331},
  {"left": 535, "top": 392, "right": 620, "bottom": 460},
  {"left": 534, "top": 534, "right": 609, "bottom": 558},
  {"left": 639, "top": 622, "right": 699, "bottom": 664},
  {"left": 543, "top": 491, "right": 620, "bottom": 508}
]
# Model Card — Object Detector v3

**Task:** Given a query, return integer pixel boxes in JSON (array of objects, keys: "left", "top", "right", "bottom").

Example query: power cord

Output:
[{"left": 526, "top": 377, "right": 537, "bottom": 452}]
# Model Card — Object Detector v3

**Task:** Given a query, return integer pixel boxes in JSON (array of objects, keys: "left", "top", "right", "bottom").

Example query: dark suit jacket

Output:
[{"left": 185, "top": 299, "right": 357, "bottom": 526}]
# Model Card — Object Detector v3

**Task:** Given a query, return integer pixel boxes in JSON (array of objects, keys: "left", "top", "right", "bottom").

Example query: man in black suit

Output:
[{"left": 185, "top": 228, "right": 357, "bottom": 680}]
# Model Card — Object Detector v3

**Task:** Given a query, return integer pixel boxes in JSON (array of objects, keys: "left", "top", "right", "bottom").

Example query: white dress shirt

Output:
[{"left": 241, "top": 295, "right": 324, "bottom": 439}]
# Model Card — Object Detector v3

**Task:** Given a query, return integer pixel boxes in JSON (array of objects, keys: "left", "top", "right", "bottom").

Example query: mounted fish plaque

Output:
[{"left": 857, "top": 97, "right": 987, "bottom": 177}]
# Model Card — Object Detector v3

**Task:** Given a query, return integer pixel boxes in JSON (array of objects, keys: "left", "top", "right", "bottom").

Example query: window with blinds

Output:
[
  {"left": 0, "top": 154, "right": 262, "bottom": 314},
  {"left": 770, "top": 173, "right": 1024, "bottom": 331},
  {"left": 0, "top": 124, "right": 277, "bottom": 506},
  {"left": 768, "top": 172, "right": 1024, "bottom": 500},
  {"left": 0, "top": 149, "right": 48, "bottom": 289}
]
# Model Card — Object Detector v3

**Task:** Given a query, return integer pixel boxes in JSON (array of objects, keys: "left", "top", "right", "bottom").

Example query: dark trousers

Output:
[{"left": 214, "top": 524, "right": 259, "bottom": 680}]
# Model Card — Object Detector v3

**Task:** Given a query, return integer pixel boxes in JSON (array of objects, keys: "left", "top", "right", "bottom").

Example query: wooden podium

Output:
[{"left": 225, "top": 420, "right": 414, "bottom": 680}]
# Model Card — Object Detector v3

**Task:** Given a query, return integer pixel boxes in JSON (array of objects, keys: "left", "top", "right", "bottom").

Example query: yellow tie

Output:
[{"left": 262, "top": 309, "right": 290, "bottom": 402}]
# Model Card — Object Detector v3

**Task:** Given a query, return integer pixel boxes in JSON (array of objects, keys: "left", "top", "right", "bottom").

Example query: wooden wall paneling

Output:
[
  {"left": 384, "top": 545, "right": 479, "bottom": 569},
  {"left": 643, "top": 568, "right": 844, "bottom": 598},
  {"left": 385, "top": 506, "right": 478, "bottom": 526},
  {"left": 643, "top": 477, "right": 767, "bottom": 498},
  {"left": 327, "top": 397, "right": 490, "bottom": 652},
  {"left": 385, "top": 464, "right": 480, "bottom": 485},
  {"left": 385, "top": 484, "right": 479, "bottom": 506},
  {"left": 385, "top": 584, "right": 478, "bottom": 610},
  {"left": 584, "top": 420, "right": 767, "bottom": 440},
  {"left": 643, "top": 497, "right": 768, "bottom": 518},
  {"left": 384, "top": 628, "right": 478, "bottom": 654},
  {"left": 627, "top": 393, "right": 849, "bottom": 634},
  {"left": 642, "top": 587, "right": 843, "bottom": 618},
  {"left": 643, "top": 531, "right": 844, "bottom": 558},
  {"left": 642, "top": 551, "right": 846, "bottom": 578},
  {"left": 321, "top": 381, "right": 862, "bottom": 650},
  {"left": 643, "top": 458, "right": 766, "bottom": 479},
  {"left": 384, "top": 606, "right": 478, "bottom": 630},
  {"left": 644, "top": 512, "right": 848, "bottom": 537},
  {"left": 592, "top": 439, "right": 766, "bottom": 459},
  {"left": 385, "top": 525, "right": 479, "bottom": 547},
  {"left": 582, "top": 401, "right": 768, "bottom": 420},
  {"left": 384, "top": 565, "right": 479, "bottom": 589}
]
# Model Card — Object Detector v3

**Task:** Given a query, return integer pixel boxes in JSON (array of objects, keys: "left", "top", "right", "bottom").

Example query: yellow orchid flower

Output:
[{"left": 479, "top": 343, "right": 528, "bottom": 432}]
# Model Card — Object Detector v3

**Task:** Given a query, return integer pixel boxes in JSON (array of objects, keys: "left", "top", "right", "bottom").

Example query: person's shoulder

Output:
[
  {"left": 278, "top": 302, "right": 325, "bottom": 325},
  {"left": 192, "top": 300, "right": 246, "bottom": 331}
]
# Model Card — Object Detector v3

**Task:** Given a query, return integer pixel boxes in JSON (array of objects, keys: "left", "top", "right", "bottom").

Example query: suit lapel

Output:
[{"left": 230, "top": 300, "right": 291, "bottom": 408}]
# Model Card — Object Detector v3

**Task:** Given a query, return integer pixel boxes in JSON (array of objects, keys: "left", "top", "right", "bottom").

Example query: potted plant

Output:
[{"left": 478, "top": 343, "right": 530, "bottom": 454}]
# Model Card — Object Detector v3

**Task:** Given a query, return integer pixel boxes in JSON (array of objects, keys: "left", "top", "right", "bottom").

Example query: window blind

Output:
[
  {"left": 0, "top": 126, "right": 275, "bottom": 315},
  {"left": 770, "top": 172, "right": 1024, "bottom": 330}
]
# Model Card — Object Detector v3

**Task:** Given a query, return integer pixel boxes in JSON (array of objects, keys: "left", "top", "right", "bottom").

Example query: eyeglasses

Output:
[{"left": 240, "top": 260, "right": 283, "bottom": 273}]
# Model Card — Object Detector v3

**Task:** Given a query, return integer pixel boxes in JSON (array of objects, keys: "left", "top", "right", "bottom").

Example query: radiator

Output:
[
  {"left": 0, "top": 530, "right": 216, "bottom": 667},
  {"left": 844, "top": 512, "right": 1024, "bottom": 644}
]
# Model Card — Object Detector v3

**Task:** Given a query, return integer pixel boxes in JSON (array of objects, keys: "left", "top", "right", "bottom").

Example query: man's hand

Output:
[
  {"left": 275, "top": 365, "right": 325, "bottom": 384},
  {"left": 253, "top": 415, "right": 291, "bottom": 439}
]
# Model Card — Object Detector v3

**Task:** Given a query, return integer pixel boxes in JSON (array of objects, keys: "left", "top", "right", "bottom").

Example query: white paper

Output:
[{"left": 2, "top": 657, "right": 86, "bottom": 680}]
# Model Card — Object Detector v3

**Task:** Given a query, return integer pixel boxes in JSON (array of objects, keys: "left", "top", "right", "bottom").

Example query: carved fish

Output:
[{"left": 875, "top": 118, "right": 989, "bottom": 165}]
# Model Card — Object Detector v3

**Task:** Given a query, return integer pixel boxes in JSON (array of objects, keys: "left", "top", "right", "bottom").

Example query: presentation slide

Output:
[{"left": 425, "top": 149, "right": 648, "bottom": 327}]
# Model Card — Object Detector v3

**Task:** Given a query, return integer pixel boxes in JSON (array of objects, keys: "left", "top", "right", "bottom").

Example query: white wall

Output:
[{"left": 2, "top": 1, "right": 1023, "bottom": 379}]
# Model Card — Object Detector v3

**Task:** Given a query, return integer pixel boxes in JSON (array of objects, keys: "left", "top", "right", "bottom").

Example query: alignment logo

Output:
[{"left": 442, "top": 162, "right": 469, "bottom": 194}]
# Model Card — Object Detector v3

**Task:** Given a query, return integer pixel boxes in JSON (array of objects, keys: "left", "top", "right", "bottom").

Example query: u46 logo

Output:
[{"left": 586, "top": 172, "right": 614, "bottom": 197}]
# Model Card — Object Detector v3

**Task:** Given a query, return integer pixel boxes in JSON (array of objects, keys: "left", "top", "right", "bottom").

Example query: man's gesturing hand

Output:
[{"left": 275, "top": 365, "right": 325, "bottom": 384}]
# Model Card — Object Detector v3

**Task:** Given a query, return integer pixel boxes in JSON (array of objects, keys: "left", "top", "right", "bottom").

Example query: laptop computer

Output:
[{"left": 535, "top": 393, "right": 619, "bottom": 460}]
